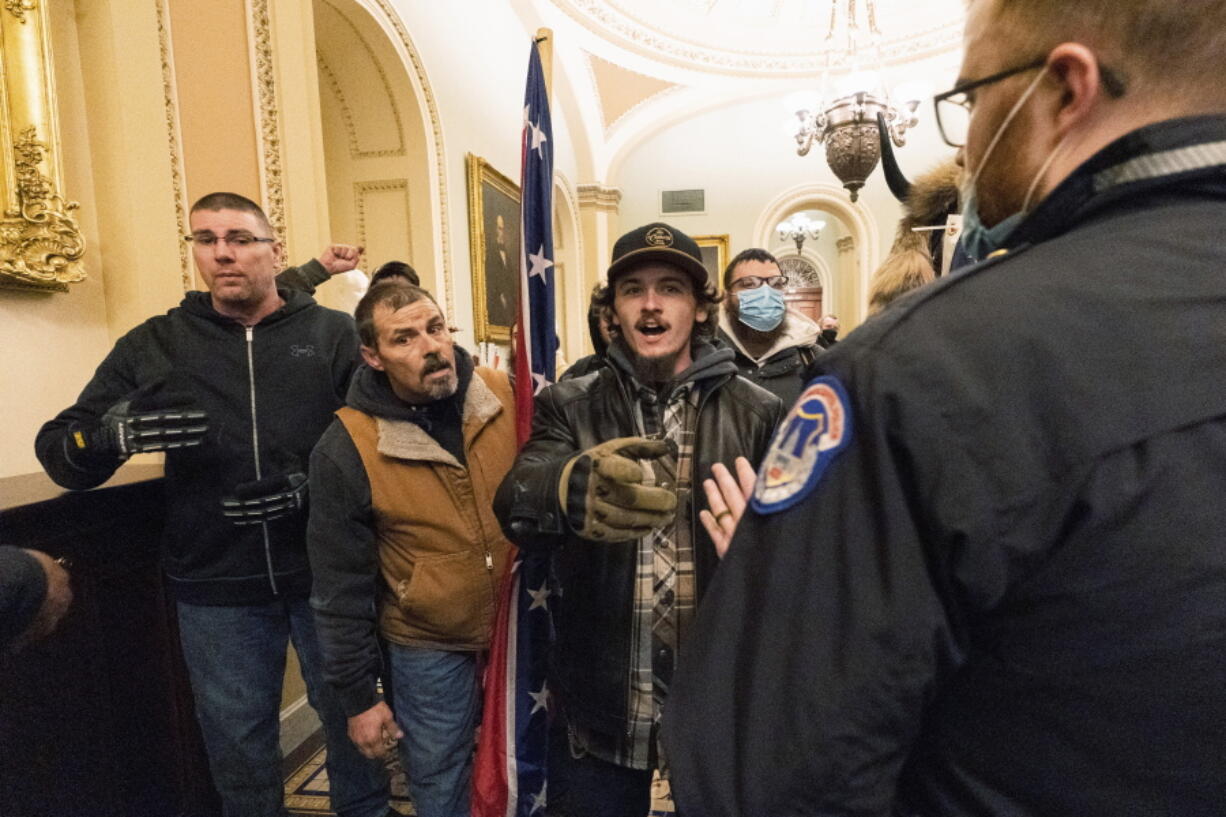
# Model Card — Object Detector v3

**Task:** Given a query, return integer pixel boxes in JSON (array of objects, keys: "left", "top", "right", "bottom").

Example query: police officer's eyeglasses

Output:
[
  {"left": 184, "top": 231, "right": 277, "bottom": 249},
  {"left": 932, "top": 57, "right": 1048, "bottom": 148},
  {"left": 933, "top": 56, "right": 1128, "bottom": 148},
  {"left": 730, "top": 275, "right": 789, "bottom": 292}
]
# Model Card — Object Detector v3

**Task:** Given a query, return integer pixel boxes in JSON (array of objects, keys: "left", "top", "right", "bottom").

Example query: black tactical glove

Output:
[
  {"left": 68, "top": 381, "right": 208, "bottom": 463},
  {"left": 559, "top": 437, "right": 678, "bottom": 542},
  {"left": 222, "top": 472, "right": 308, "bottom": 526}
]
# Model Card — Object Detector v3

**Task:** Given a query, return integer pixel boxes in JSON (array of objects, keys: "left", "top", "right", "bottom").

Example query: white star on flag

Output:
[
  {"left": 528, "top": 682, "right": 549, "bottom": 715},
  {"left": 529, "top": 783, "right": 548, "bottom": 815},
  {"left": 532, "top": 372, "right": 549, "bottom": 395},
  {"left": 528, "top": 246, "right": 554, "bottom": 280},
  {"left": 527, "top": 581, "right": 552, "bottom": 610},
  {"left": 529, "top": 118, "right": 548, "bottom": 156}
]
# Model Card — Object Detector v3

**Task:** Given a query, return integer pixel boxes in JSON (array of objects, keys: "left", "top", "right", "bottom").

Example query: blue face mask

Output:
[
  {"left": 737, "top": 285, "right": 786, "bottom": 332},
  {"left": 958, "top": 194, "right": 1025, "bottom": 262},
  {"left": 959, "top": 65, "right": 1056, "bottom": 264}
]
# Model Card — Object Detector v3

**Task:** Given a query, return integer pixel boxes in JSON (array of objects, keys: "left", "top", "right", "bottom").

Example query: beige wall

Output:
[{"left": 171, "top": 0, "right": 262, "bottom": 207}]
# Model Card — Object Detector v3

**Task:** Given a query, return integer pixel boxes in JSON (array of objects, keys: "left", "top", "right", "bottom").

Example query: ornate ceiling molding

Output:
[
  {"left": 552, "top": 0, "right": 961, "bottom": 77},
  {"left": 577, "top": 183, "right": 622, "bottom": 212}
]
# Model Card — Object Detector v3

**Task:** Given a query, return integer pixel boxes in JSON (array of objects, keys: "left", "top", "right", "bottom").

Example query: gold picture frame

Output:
[
  {"left": 0, "top": 2, "right": 87, "bottom": 292},
  {"left": 693, "top": 234, "right": 730, "bottom": 290},
  {"left": 466, "top": 153, "right": 521, "bottom": 343}
]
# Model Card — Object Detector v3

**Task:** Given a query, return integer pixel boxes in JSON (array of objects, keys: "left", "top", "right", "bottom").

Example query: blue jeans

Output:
[
  {"left": 386, "top": 643, "right": 480, "bottom": 817},
  {"left": 177, "top": 598, "right": 389, "bottom": 817}
]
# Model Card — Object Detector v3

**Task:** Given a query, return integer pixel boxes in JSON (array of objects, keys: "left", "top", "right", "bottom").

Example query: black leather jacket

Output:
[{"left": 494, "top": 342, "right": 782, "bottom": 738}]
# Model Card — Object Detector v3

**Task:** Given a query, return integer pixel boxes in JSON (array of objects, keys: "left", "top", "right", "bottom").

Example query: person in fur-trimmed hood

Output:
[{"left": 868, "top": 159, "right": 963, "bottom": 316}]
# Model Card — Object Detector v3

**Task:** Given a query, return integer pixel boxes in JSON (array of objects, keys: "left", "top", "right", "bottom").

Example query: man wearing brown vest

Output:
[{"left": 307, "top": 281, "right": 516, "bottom": 817}]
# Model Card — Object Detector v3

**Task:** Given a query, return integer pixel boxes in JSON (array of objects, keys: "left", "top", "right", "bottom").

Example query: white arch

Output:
[{"left": 754, "top": 183, "right": 880, "bottom": 320}]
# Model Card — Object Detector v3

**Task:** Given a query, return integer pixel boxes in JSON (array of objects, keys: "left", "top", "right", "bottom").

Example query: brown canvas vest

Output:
[{"left": 336, "top": 367, "right": 516, "bottom": 650}]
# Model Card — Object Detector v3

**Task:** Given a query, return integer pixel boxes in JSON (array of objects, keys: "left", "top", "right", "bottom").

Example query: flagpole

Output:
[{"left": 536, "top": 28, "right": 553, "bottom": 102}]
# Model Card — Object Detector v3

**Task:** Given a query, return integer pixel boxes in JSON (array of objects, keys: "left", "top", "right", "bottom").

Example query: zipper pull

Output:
[{"left": 485, "top": 552, "right": 493, "bottom": 570}]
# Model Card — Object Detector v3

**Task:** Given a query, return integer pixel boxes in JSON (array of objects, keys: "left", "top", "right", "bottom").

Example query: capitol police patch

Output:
[{"left": 752, "top": 375, "right": 853, "bottom": 514}]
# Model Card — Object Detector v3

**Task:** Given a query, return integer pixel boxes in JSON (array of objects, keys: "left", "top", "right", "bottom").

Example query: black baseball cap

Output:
[{"left": 607, "top": 223, "right": 708, "bottom": 290}]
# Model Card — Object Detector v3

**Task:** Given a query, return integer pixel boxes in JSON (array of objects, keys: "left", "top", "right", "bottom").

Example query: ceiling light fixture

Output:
[
  {"left": 777, "top": 213, "right": 825, "bottom": 255},
  {"left": 793, "top": 0, "right": 920, "bottom": 201}
]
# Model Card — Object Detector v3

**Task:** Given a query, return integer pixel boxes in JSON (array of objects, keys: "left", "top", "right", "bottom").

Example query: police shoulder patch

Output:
[{"left": 751, "top": 375, "right": 853, "bottom": 514}]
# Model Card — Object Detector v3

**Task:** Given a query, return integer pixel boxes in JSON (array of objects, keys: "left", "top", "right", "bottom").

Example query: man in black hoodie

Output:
[
  {"left": 494, "top": 223, "right": 782, "bottom": 817},
  {"left": 36, "top": 193, "right": 389, "bottom": 817}
]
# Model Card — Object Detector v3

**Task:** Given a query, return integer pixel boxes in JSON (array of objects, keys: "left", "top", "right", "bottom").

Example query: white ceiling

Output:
[{"left": 550, "top": 0, "right": 966, "bottom": 77}]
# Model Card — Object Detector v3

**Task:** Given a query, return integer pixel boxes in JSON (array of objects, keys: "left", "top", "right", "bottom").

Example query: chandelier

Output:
[
  {"left": 777, "top": 213, "right": 825, "bottom": 254},
  {"left": 793, "top": 0, "right": 920, "bottom": 201}
]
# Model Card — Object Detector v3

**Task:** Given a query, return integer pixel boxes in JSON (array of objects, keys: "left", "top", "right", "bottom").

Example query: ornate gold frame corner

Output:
[
  {"left": 465, "top": 153, "right": 520, "bottom": 343},
  {"left": 0, "top": 2, "right": 87, "bottom": 293},
  {"left": 694, "top": 234, "right": 729, "bottom": 290}
]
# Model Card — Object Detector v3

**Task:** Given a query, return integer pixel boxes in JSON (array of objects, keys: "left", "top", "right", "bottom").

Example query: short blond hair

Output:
[{"left": 979, "top": 0, "right": 1226, "bottom": 103}]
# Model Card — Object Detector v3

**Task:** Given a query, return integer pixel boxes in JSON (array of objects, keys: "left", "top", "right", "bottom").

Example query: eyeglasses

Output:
[
  {"left": 184, "top": 231, "right": 277, "bottom": 250},
  {"left": 933, "top": 56, "right": 1128, "bottom": 149},
  {"left": 932, "top": 57, "right": 1048, "bottom": 148},
  {"left": 730, "top": 274, "right": 789, "bottom": 292}
]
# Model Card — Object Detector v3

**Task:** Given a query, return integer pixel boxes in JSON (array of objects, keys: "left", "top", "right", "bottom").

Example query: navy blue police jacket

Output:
[{"left": 664, "top": 115, "right": 1226, "bottom": 816}]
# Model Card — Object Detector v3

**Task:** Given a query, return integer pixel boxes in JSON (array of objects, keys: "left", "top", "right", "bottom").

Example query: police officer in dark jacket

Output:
[
  {"left": 665, "top": 2, "right": 1226, "bottom": 815},
  {"left": 495, "top": 223, "right": 781, "bottom": 816}
]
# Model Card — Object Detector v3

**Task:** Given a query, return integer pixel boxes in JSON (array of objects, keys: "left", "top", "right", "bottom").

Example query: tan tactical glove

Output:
[{"left": 559, "top": 437, "right": 678, "bottom": 542}]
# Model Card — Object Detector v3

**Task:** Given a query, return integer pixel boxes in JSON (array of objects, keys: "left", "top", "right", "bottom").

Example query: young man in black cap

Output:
[{"left": 494, "top": 222, "right": 782, "bottom": 816}]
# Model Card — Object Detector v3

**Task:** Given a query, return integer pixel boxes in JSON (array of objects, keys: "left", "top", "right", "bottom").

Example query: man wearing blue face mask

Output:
[{"left": 717, "top": 248, "right": 822, "bottom": 407}]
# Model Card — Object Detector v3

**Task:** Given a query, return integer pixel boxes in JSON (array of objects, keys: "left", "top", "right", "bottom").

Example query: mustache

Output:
[{"left": 422, "top": 354, "right": 452, "bottom": 375}]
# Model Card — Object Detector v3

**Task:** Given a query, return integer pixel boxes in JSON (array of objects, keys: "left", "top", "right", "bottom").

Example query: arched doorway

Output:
[
  {"left": 754, "top": 183, "right": 880, "bottom": 329},
  {"left": 312, "top": 0, "right": 446, "bottom": 313}
]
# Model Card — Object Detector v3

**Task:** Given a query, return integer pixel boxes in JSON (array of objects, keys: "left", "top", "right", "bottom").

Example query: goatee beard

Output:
[{"left": 613, "top": 336, "right": 679, "bottom": 386}]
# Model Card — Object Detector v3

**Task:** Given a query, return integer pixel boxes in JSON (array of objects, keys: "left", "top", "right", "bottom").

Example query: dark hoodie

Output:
[
  {"left": 36, "top": 288, "right": 359, "bottom": 605},
  {"left": 343, "top": 347, "right": 475, "bottom": 466}
]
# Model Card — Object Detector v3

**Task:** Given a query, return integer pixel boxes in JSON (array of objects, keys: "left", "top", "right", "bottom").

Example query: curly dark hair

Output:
[{"left": 596, "top": 262, "right": 722, "bottom": 342}]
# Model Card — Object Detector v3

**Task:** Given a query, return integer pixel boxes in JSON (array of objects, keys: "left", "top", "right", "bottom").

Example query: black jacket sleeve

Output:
[
  {"left": 276, "top": 259, "right": 331, "bottom": 295},
  {"left": 665, "top": 362, "right": 964, "bottom": 817},
  {"left": 35, "top": 334, "right": 144, "bottom": 490},
  {"left": 492, "top": 385, "right": 579, "bottom": 550},
  {"left": 306, "top": 420, "right": 383, "bottom": 718}
]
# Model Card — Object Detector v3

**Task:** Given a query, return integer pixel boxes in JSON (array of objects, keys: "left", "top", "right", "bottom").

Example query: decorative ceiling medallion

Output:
[{"left": 552, "top": 0, "right": 962, "bottom": 77}]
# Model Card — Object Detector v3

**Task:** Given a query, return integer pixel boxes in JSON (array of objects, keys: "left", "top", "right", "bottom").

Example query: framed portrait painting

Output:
[
  {"left": 466, "top": 153, "right": 521, "bottom": 343},
  {"left": 693, "top": 234, "right": 730, "bottom": 290}
]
